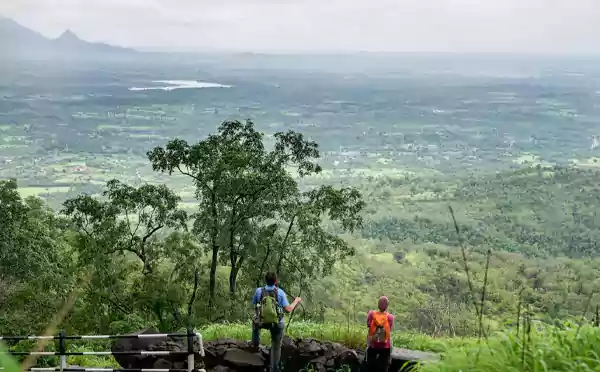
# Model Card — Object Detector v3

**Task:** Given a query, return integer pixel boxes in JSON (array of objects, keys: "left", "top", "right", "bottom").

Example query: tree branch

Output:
[
  {"left": 87, "top": 283, "right": 132, "bottom": 315},
  {"left": 255, "top": 229, "right": 277, "bottom": 287},
  {"left": 233, "top": 184, "right": 271, "bottom": 225},
  {"left": 176, "top": 165, "right": 214, "bottom": 196},
  {"left": 276, "top": 215, "right": 296, "bottom": 276},
  {"left": 187, "top": 267, "right": 199, "bottom": 320}
]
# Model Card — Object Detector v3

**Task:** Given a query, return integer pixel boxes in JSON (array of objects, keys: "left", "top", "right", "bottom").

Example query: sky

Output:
[{"left": 2, "top": 0, "right": 600, "bottom": 53}]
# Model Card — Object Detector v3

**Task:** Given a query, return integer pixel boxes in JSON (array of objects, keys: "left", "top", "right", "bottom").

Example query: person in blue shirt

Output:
[{"left": 251, "top": 271, "right": 301, "bottom": 372}]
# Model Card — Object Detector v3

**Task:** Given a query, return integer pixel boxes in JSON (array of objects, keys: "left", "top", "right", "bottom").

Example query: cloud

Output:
[{"left": 2, "top": 0, "right": 600, "bottom": 53}]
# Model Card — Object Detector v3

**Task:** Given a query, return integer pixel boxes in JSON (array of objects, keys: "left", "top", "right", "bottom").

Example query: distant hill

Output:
[{"left": 0, "top": 16, "right": 137, "bottom": 61}]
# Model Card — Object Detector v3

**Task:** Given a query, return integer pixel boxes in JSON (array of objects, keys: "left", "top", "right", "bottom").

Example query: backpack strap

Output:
[
  {"left": 263, "top": 286, "right": 278, "bottom": 296},
  {"left": 260, "top": 287, "right": 266, "bottom": 301},
  {"left": 262, "top": 286, "right": 274, "bottom": 297},
  {"left": 273, "top": 287, "right": 283, "bottom": 319}
]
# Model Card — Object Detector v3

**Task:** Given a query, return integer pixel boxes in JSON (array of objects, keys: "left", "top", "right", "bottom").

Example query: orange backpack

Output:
[{"left": 368, "top": 311, "right": 391, "bottom": 347}]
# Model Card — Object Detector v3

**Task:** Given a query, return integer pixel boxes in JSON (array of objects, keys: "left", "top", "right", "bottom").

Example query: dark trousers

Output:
[
  {"left": 252, "top": 323, "right": 284, "bottom": 372},
  {"left": 367, "top": 347, "right": 391, "bottom": 372}
]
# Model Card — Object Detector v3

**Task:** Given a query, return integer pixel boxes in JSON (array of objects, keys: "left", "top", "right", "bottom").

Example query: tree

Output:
[
  {"left": 0, "top": 179, "right": 70, "bottom": 335},
  {"left": 0, "top": 179, "right": 29, "bottom": 285},
  {"left": 62, "top": 179, "right": 188, "bottom": 272},
  {"left": 61, "top": 179, "right": 194, "bottom": 330},
  {"left": 147, "top": 120, "right": 364, "bottom": 308},
  {"left": 249, "top": 185, "right": 365, "bottom": 292},
  {"left": 0, "top": 179, "right": 58, "bottom": 282}
]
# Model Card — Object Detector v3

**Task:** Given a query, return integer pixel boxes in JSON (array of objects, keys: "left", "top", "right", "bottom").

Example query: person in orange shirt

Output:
[{"left": 366, "top": 296, "right": 394, "bottom": 372}]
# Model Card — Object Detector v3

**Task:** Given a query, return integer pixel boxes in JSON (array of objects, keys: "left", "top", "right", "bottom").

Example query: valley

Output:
[{"left": 2, "top": 20, "right": 600, "bottom": 372}]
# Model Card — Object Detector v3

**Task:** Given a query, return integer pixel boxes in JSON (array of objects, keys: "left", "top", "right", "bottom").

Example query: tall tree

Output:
[
  {"left": 61, "top": 179, "right": 194, "bottom": 330},
  {"left": 0, "top": 179, "right": 69, "bottom": 335},
  {"left": 147, "top": 120, "right": 329, "bottom": 305},
  {"left": 62, "top": 179, "right": 188, "bottom": 272}
]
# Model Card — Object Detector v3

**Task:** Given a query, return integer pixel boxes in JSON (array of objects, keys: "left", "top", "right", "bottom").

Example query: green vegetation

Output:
[
  {"left": 422, "top": 325, "right": 600, "bottom": 372},
  {"left": 5, "top": 322, "right": 600, "bottom": 371},
  {"left": 199, "top": 322, "right": 468, "bottom": 352},
  {"left": 3, "top": 56, "right": 600, "bottom": 370},
  {"left": 3, "top": 321, "right": 461, "bottom": 369},
  {"left": 3, "top": 120, "right": 600, "bottom": 370}
]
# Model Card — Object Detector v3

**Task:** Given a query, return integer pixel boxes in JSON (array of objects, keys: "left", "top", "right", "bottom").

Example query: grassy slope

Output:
[{"left": 421, "top": 325, "right": 600, "bottom": 372}]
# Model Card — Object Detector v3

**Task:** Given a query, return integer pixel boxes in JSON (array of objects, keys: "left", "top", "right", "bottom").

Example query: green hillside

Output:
[{"left": 3, "top": 121, "right": 600, "bottom": 372}]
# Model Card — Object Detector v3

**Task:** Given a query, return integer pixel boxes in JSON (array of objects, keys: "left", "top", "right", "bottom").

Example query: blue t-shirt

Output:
[{"left": 252, "top": 285, "right": 290, "bottom": 325}]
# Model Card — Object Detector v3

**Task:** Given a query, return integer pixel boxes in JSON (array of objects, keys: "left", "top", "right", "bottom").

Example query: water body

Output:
[{"left": 129, "top": 80, "right": 232, "bottom": 91}]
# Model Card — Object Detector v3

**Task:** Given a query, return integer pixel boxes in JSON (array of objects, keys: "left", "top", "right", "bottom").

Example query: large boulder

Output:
[
  {"left": 279, "top": 337, "right": 362, "bottom": 372},
  {"left": 112, "top": 329, "right": 439, "bottom": 372},
  {"left": 390, "top": 348, "right": 440, "bottom": 371},
  {"left": 111, "top": 328, "right": 205, "bottom": 370}
]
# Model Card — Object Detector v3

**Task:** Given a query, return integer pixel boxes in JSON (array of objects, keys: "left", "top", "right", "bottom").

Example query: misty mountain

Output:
[{"left": 0, "top": 16, "right": 137, "bottom": 61}]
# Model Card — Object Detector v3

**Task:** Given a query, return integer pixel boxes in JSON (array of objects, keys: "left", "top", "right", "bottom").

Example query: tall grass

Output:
[
  {"left": 199, "top": 321, "right": 470, "bottom": 352},
  {"left": 421, "top": 324, "right": 600, "bottom": 372}
]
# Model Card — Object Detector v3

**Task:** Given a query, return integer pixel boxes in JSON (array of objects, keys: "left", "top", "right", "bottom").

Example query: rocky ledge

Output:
[{"left": 112, "top": 328, "right": 439, "bottom": 372}]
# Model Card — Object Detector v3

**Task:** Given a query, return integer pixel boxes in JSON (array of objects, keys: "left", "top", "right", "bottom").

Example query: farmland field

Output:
[{"left": 2, "top": 56, "right": 600, "bottom": 210}]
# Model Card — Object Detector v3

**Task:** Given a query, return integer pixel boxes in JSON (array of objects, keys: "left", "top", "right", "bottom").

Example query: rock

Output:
[
  {"left": 392, "top": 348, "right": 440, "bottom": 362},
  {"left": 113, "top": 328, "right": 439, "bottom": 372},
  {"left": 200, "top": 346, "right": 219, "bottom": 369},
  {"left": 111, "top": 328, "right": 162, "bottom": 369},
  {"left": 390, "top": 348, "right": 440, "bottom": 372},
  {"left": 173, "top": 361, "right": 186, "bottom": 369},
  {"left": 208, "top": 366, "right": 231, "bottom": 372},
  {"left": 152, "top": 359, "right": 173, "bottom": 369},
  {"left": 337, "top": 349, "right": 361, "bottom": 369},
  {"left": 111, "top": 328, "right": 205, "bottom": 371},
  {"left": 222, "top": 349, "right": 264, "bottom": 368}
]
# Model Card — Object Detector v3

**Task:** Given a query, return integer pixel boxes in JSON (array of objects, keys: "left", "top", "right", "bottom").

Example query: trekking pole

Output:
[
  {"left": 284, "top": 277, "right": 306, "bottom": 332},
  {"left": 277, "top": 255, "right": 307, "bottom": 332},
  {"left": 285, "top": 288, "right": 302, "bottom": 332}
]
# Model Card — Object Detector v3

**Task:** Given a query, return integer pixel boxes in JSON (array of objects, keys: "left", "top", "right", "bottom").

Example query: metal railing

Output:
[{"left": 0, "top": 329, "right": 206, "bottom": 372}]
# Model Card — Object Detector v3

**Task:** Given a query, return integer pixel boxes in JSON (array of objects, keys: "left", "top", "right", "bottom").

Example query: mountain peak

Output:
[
  {"left": 0, "top": 16, "right": 29, "bottom": 31},
  {"left": 0, "top": 16, "right": 137, "bottom": 60},
  {"left": 57, "top": 29, "right": 80, "bottom": 42}
]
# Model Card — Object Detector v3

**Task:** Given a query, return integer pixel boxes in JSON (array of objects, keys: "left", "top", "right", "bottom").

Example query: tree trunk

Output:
[
  {"left": 229, "top": 254, "right": 245, "bottom": 298},
  {"left": 153, "top": 301, "right": 167, "bottom": 332},
  {"left": 186, "top": 268, "right": 199, "bottom": 326},
  {"left": 227, "top": 211, "right": 238, "bottom": 298},
  {"left": 208, "top": 244, "right": 218, "bottom": 309},
  {"left": 229, "top": 253, "right": 237, "bottom": 298},
  {"left": 208, "top": 194, "right": 219, "bottom": 309}
]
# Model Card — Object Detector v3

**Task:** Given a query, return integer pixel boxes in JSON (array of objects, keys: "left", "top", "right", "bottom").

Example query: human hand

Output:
[{"left": 294, "top": 297, "right": 302, "bottom": 304}]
